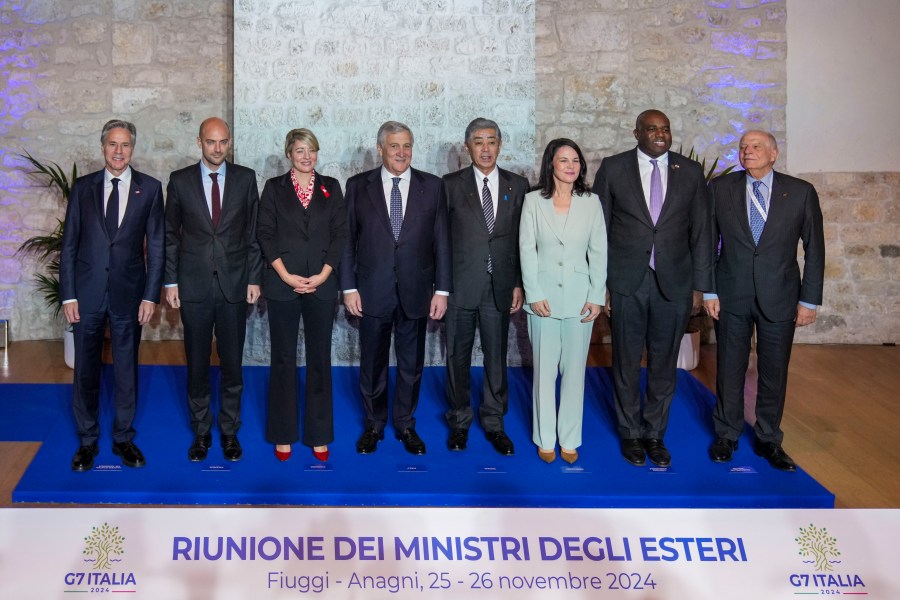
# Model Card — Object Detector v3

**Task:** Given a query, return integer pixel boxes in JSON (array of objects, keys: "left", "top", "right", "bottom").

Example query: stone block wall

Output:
[
  {"left": 1, "top": 0, "right": 897, "bottom": 354},
  {"left": 232, "top": 0, "right": 537, "bottom": 365},
  {"left": 1, "top": 0, "right": 233, "bottom": 342}
]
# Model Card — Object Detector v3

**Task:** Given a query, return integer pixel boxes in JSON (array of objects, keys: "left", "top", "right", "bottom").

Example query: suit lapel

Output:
[
  {"left": 462, "top": 170, "right": 490, "bottom": 235},
  {"left": 535, "top": 193, "right": 563, "bottom": 242},
  {"left": 116, "top": 169, "right": 144, "bottom": 238},
  {"left": 729, "top": 173, "right": 755, "bottom": 244},
  {"left": 212, "top": 162, "right": 231, "bottom": 230},
  {"left": 92, "top": 172, "right": 107, "bottom": 239},
  {"left": 366, "top": 169, "right": 393, "bottom": 238},
  {"left": 494, "top": 169, "right": 515, "bottom": 236},
  {"left": 626, "top": 149, "right": 654, "bottom": 225},
  {"left": 658, "top": 154, "right": 679, "bottom": 223}
]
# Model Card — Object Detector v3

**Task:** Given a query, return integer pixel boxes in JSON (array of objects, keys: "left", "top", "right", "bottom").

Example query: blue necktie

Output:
[
  {"left": 106, "top": 178, "right": 120, "bottom": 239},
  {"left": 481, "top": 177, "right": 494, "bottom": 273},
  {"left": 750, "top": 180, "right": 767, "bottom": 245},
  {"left": 648, "top": 159, "right": 663, "bottom": 269},
  {"left": 390, "top": 177, "right": 402, "bottom": 240}
]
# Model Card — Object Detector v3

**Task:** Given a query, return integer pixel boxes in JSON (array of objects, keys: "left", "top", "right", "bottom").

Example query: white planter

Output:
[
  {"left": 63, "top": 326, "right": 75, "bottom": 369},
  {"left": 676, "top": 327, "right": 700, "bottom": 371}
]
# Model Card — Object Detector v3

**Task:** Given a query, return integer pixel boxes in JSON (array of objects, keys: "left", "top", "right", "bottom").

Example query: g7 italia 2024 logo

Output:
[
  {"left": 63, "top": 523, "right": 138, "bottom": 592},
  {"left": 788, "top": 523, "right": 866, "bottom": 593}
]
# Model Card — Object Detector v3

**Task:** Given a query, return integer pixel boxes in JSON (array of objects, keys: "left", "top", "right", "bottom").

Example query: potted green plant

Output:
[
  {"left": 16, "top": 150, "right": 78, "bottom": 367},
  {"left": 677, "top": 146, "right": 734, "bottom": 370}
]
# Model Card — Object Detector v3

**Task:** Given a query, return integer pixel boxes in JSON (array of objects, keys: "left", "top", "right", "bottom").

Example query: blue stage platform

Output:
[{"left": 8, "top": 365, "right": 834, "bottom": 507}]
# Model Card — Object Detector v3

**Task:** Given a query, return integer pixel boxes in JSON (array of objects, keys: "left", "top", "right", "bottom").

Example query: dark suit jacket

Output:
[
  {"left": 340, "top": 167, "right": 452, "bottom": 320},
  {"left": 443, "top": 166, "right": 528, "bottom": 311},
  {"left": 60, "top": 168, "right": 165, "bottom": 314},
  {"left": 164, "top": 161, "right": 262, "bottom": 303},
  {"left": 257, "top": 171, "right": 347, "bottom": 302},
  {"left": 709, "top": 170, "right": 824, "bottom": 322},
  {"left": 592, "top": 149, "right": 712, "bottom": 300}
]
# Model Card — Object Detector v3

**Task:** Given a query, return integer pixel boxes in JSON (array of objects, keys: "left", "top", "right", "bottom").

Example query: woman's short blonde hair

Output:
[{"left": 283, "top": 128, "right": 319, "bottom": 157}]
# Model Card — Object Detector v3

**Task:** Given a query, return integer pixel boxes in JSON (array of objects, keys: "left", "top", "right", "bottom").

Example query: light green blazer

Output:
[{"left": 519, "top": 189, "right": 607, "bottom": 319}]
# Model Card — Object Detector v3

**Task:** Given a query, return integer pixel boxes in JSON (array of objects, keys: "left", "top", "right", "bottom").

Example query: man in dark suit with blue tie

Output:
[
  {"left": 341, "top": 121, "right": 452, "bottom": 455},
  {"left": 704, "top": 130, "right": 824, "bottom": 471},
  {"left": 164, "top": 117, "right": 262, "bottom": 462},
  {"left": 592, "top": 109, "right": 712, "bottom": 468},
  {"left": 442, "top": 118, "right": 528, "bottom": 455},
  {"left": 60, "top": 119, "right": 165, "bottom": 471}
]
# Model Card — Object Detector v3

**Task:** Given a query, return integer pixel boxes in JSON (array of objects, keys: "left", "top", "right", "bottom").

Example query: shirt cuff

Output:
[
  {"left": 435, "top": 290, "right": 449, "bottom": 296},
  {"left": 799, "top": 301, "right": 816, "bottom": 310},
  {"left": 703, "top": 293, "right": 718, "bottom": 301}
]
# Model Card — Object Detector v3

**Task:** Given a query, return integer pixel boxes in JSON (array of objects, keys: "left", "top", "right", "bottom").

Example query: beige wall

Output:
[{"left": 1, "top": 0, "right": 896, "bottom": 352}]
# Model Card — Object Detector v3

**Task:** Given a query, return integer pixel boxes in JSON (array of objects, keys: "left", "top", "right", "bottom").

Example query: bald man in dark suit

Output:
[
  {"left": 164, "top": 117, "right": 262, "bottom": 463},
  {"left": 704, "top": 130, "right": 824, "bottom": 471}
]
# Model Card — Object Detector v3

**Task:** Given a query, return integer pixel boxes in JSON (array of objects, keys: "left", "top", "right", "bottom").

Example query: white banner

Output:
[{"left": 0, "top": 507, "right": 896, "bottom": 599}]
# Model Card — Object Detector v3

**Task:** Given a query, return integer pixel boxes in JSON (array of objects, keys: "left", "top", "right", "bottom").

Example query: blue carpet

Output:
[
  {"left": 11, "top": 365, "right": 834, "bottom": 507},
  {"left": 0, "top": 383, "right": 70, "bottom": 441}
]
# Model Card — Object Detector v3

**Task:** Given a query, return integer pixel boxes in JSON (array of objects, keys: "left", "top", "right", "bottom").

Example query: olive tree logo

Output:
[
  {"left": 796, "top": 523, "right": 841, "bottom": 572},
  {"left": 83, "top": 523, "right": 125, "bottom": 570}
]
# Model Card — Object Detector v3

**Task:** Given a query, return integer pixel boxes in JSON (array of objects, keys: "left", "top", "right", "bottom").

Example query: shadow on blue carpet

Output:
[{"left": 10, "top": 365, "right": 834, "bottom": 507}]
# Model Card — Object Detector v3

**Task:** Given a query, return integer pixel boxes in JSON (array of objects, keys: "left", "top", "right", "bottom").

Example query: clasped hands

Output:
[
  {"left": 529, "top": 299, "right": 602, "bottom": 323},
  {"left": 282, "top": 272, "right": 325, "bottom": 295}
]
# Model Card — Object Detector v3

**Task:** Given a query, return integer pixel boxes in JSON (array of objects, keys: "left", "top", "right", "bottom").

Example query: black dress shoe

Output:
[
  {"left": 71, "top": 443, "right": 99, "bottom": 472},
  {"left": 356, "top": 428, "right": 384, "bottom": 454},
  {"left": 754, "top": 439, "right": 797, "bottom": 472},
  {"left": 188, "top": 434, "right": 212, "bottom": 462},
  {"left": 709, "top": 437, "right": 738, "bottom": 463},
  {"left": 112, "top": 441, "right": 146, "bottom": 468},
  {"left": 221, "top": 435, "right": 242, "bottom": 462},
  {"left": 486, "top": 431, "right": 515, "bottom": 456},
  {"left": 644, "top": 438, "right": 671, "bottom": 467},
  {"left": 620, "top": 438, "right": 646, "bottom": 466},
  {"left": 447, "top": 429, "right": 468, "bottom": 451},
  {"left": 396, "top": 428, "right": 426, "bottom": 455}
]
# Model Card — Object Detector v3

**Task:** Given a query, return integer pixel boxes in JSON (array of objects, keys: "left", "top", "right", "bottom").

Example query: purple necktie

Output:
[{"left": 649, "top": 159, "right": 663, "bottom": 268}]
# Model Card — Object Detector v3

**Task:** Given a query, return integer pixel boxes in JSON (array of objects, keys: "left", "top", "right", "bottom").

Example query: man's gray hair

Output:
[
  {"left": 465, "top": 117, "right": 502, "bottom": 144},
  {"left": 742, "top": 130, "right": 778, "bottom": 150},
  {"left": 101, "top": 119, "right": 137, "bottom": 145},
  {"left": 377, "top": 121, "right": 413, "bottom": 147}
]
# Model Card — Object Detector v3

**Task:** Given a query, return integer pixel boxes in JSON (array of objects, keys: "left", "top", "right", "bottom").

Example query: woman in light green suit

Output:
[{"left": 520, "top": 138, "right": 607, "bottom": 464}]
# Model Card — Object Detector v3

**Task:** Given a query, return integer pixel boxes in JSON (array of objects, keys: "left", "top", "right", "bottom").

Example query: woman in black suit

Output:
[{"left": 257, "top": 129, "right": 347, "bottom": 462}]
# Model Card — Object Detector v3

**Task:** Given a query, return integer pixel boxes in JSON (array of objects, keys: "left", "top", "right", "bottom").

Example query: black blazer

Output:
[
  {"left": 164, "top": 161, "right": 262, "bottom": 303},
  {"left": 709, "top": 170, "right": 824, "bottom": 322},
  {"left": 339, "top": 167, "right": 452, "bottom": 320},
  {"left": 256, "top": 171, "right": 347, "bottom": 302},
  {"left": 592, "top": 148, "right": 713, "bottom": 300},
  {"left": 60, "top": 168, "right": 165, "bottom": 314},
  {"left": 443, "top": 166, "right": 529, "bottom": 311}
]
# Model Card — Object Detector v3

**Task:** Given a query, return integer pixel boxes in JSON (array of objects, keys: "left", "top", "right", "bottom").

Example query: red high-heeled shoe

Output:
[
  {"left": 312, "top": 447, "right": 330, "bottom": 462},
  {"left": 274, "top": 446, "right": 291, "bottom": 462}
]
